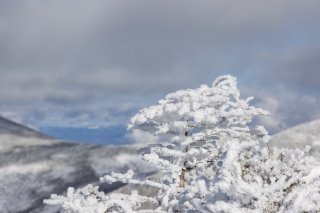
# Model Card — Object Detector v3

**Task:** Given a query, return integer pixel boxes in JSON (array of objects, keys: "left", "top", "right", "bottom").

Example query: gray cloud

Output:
[
  {"left": 278, "top": 49, "right": 320, "bottom": 90},
  {"left": 0, "top": 0, "right": 320, "bottom": 130}
]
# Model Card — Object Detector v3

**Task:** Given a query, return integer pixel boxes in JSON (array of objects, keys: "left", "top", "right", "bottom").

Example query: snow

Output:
[
  {"left": 0, "top": 161, "right": 50, "bottom": 174},
  {"left": 0, "top": 134, "right": 55, "bottom": 152}
]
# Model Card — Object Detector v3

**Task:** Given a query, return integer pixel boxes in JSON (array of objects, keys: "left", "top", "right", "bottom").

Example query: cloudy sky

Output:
[{"left": 0, "top": 0, "right": 320, "bottom": 134}]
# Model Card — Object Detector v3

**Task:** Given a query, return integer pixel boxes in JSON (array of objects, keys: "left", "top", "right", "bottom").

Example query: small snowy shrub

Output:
[{"left": 45, "top": 75, "right": 320, "bottom": 212}]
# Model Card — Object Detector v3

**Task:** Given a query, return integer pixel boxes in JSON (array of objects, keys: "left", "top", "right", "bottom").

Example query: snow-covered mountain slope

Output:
[
  {"left": 271, "top": 119, "right": 320, "bottom": 159},
  {"left": 0, "top": 118, "right": 152, "bottom": 213}
]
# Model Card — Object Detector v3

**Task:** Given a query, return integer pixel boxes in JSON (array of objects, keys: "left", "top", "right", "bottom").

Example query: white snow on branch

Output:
[{"left": 45, "top": 75, "right": 320, "bottom": 212}]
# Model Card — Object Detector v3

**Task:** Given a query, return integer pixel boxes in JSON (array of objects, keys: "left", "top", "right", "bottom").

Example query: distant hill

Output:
[
  {"left": 271, "top": 119, "right": 320, "bottom": 159},
  {"left": 0, "top": 116, "right": 50, "bottom": 139},
  {"left": 0, "top": 117, "right": 151, "bottom": 213}
]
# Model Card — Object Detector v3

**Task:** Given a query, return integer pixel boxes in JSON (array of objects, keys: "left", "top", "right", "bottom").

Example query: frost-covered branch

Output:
[
  {"left": 100, "top": 170, "right": 168, "bottom": 190},
  {"left": 45, "top": 75, "right": 320, "bottom": 212}
]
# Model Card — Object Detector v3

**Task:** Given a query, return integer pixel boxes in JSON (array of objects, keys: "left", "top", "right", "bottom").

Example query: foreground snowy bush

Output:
[{"left": 45, "top": 75, "right": 320, "bottom": 212}]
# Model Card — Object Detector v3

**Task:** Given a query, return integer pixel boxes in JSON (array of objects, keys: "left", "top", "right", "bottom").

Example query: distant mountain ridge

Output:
[
  {"left": 0, "top": 116, "right": 50, "bottom": 139},
  {"left": 0, "top": 116, "right": 150, "bottom": 212},
  {"left": 40, "top": 126, "right": 128, "bottom": 145}
]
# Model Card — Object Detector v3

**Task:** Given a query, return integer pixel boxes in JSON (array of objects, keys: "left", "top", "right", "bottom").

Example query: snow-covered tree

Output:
[{"left": 45, "top": 75, "right": 320, "bottom": 212}]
